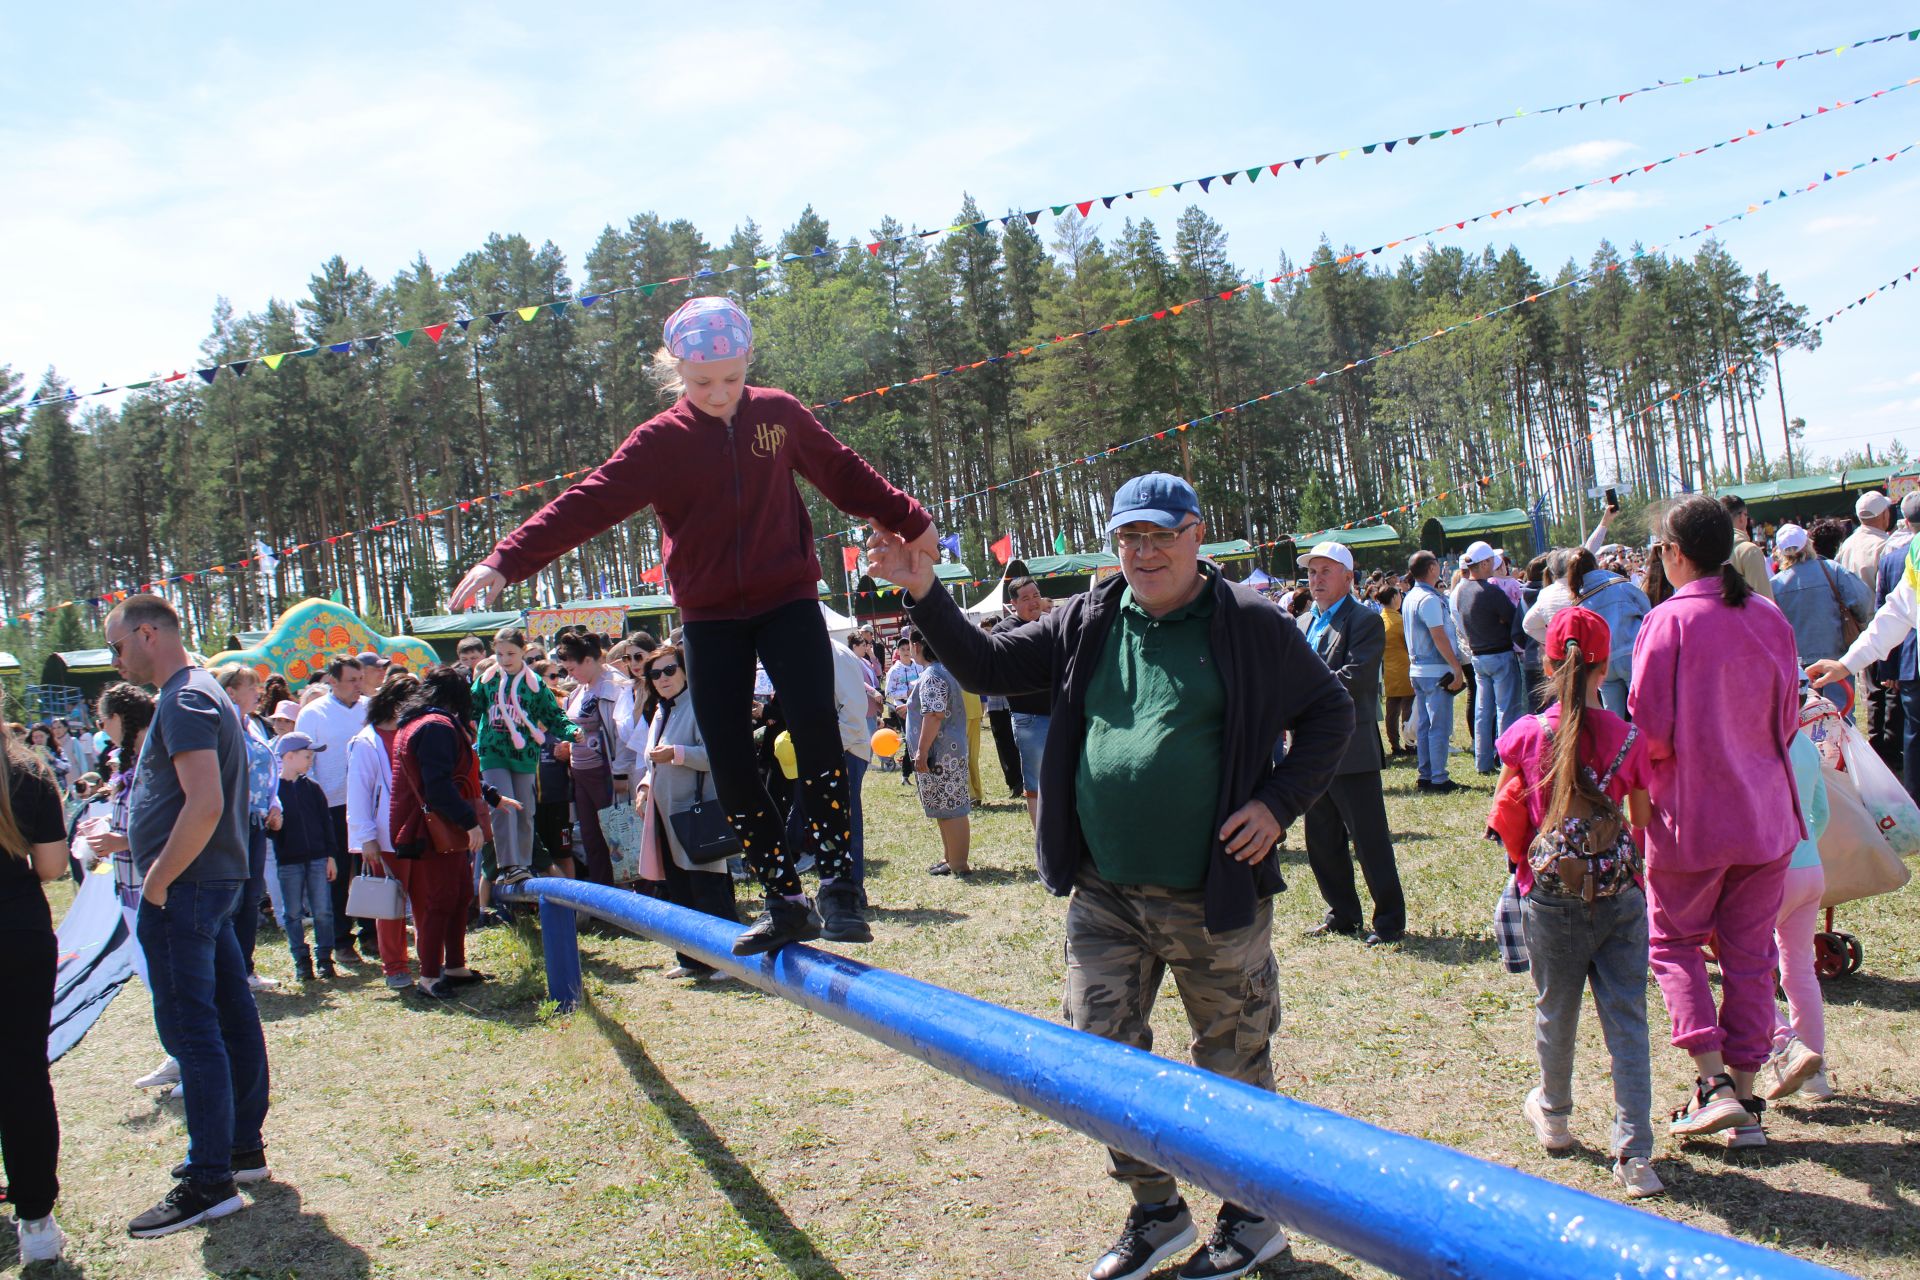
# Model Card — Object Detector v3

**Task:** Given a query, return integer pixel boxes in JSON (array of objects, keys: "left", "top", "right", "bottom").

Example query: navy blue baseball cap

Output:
[{"left": 1104, "top": 472, "right": 1202, "bottom": 534}]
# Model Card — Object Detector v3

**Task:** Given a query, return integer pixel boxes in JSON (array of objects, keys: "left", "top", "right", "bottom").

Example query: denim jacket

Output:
[{"left": 1770, "top": 557, "right": 1874, "bottom": 664}]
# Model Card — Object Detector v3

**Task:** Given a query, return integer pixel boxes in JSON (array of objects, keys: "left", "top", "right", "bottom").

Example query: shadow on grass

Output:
[
  {"left": 586, "top": 1001, "right": 850, "bottom": 1280},
  {"left": 1663, "top": 1139, "right": 1920, "bottom": 1257},
  {"left": 0, "top": 1235, "right": 93, "bottom": 1277},
  {"left": 1390, "top": 932, "right": 1500, "bottom": 965},
  {"left": 1781, "top": 1092, "right": 1920, "bottom": 1134},
  {"left": 202, "top": 1182, "right": 371, "bottom": 1278},
  {"left": 864, "top": 904, "right": 968, "bottom": 926},
  {"left": 1818, "top": 971, "right": 1920, "bottom": 1013}
]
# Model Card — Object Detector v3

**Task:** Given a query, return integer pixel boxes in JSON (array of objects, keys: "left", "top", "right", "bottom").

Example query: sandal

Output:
[
  {"left": 928, "top": 862, "right": 953, "bottom": 876},
  {"left": 1668, "top": 1072, "right": 1749, "bottom": 1136}
]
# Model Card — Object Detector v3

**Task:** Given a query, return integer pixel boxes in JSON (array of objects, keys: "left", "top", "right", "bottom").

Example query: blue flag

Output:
[{"left": 937, "top": 533, "right": 963, "bottom": 560}]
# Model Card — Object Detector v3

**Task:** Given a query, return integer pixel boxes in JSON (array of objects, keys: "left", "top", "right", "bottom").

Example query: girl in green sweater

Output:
[{"left": 473, "top": 627, "right": 576, "bottom": 883}]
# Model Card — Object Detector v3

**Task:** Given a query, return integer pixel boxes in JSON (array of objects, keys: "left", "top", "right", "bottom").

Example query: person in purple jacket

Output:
[{"left": 450, "top": 296, "right": 938, "bottom": 954}]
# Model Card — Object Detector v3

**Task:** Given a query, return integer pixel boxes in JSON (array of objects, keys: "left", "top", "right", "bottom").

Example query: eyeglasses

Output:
[
  {"left": 106, "top": 624, "right": 151, "bottom": 659},
  {"left": 1113, "top": 523, "right": 1199, "bottom": 553},
  {"left": 646, "top": 663, "right": 682, "bottom": 681}
]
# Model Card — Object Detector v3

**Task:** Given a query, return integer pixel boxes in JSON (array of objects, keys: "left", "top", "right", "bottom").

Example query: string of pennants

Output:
[
  {"left": 817, "top": 137, "right": 1920, "bottom": 545},
  {"left": 10, "top": 132, "right": 1908, "bottom": 628},
  {"left": 811, "top": 78, "right": 1919, "bottom": 414},
  {"left": 7, "top": 24, "right": 1915, "bottom": 419},
  {"left": 1267, "top": 254, "right": 1920, "bottom": 555},
  {"left": 836, "top": 253, "right": 1920, "bottom": 589},
  {"left": 4, "top": 468, "right": 594, "bottom": 624}
]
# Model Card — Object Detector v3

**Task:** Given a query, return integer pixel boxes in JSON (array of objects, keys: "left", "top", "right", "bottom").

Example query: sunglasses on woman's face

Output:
[{"left": 647, "top": 663, "right": 682, "bottom": 682}]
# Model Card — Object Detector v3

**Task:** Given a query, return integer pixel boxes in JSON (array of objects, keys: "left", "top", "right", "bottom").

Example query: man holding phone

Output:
[{"left": 1403, "top": 551, "right": 1467, "bottom": 794}]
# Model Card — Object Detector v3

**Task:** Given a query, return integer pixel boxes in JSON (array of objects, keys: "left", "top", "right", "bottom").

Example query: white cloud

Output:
[
  {"left": 1803, "top": 213, "right": 1882, "bottom": 236},
  {"left": 1521, "top": 139, "right": 1636, "bottom": 173},
  {"left": 1511, "top": 188, "right": 1657, "bottom": 229}
]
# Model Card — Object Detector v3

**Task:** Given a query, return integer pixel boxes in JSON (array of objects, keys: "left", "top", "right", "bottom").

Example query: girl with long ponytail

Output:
[
  {"left": 1495, "top": 607, "right": 1658, "bottom": 1199},
  {"left": 1629, "top": 494, "right": 1801, "bottom": 1150}
]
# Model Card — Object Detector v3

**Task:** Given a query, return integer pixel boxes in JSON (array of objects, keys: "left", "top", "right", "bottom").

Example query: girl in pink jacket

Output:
[{"left": 1629, "top": 495, "right": 1803, "bottom": 1145}]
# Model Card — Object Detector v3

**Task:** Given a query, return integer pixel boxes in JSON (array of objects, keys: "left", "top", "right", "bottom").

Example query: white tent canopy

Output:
[
  {"left": 820, "top": 600, "right": 859, "bottom": 638},
  {"left": 965, "top": 580, "right": 1006, "bottom": 620}
]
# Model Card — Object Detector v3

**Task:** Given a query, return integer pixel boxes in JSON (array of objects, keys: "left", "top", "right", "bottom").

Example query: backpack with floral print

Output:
[{"left": 1526, "top": 719, "right": 1641, "bottom": 903}]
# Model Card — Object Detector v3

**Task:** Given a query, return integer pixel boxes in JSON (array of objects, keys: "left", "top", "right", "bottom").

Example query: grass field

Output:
[{"left": 19, "top": 745, "right": 1920, "bottom": 1279}]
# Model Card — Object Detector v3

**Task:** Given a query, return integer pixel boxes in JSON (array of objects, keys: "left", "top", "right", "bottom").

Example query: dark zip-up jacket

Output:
[
  {"left": 482, "top": 386, "right": 931, "bottom": 622},
  {"left": 907, "top": 571, "right": 1354, "bottom": 933}
]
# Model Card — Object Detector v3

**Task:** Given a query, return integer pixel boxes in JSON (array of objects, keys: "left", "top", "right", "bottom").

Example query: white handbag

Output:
[{"left": 345, "top": 870, "right": 407, "bottom": 921}]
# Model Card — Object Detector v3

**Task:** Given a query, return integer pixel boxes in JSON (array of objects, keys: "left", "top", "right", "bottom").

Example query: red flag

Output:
[
  {"left": 640, "top": 563, "right": 665, "bottom": 586},
  {"left": 842, "top": 545, "right": 861, "bottom": 573},
  {"left": 990, "top": 533, "right": 1013, "bottom": 565}
]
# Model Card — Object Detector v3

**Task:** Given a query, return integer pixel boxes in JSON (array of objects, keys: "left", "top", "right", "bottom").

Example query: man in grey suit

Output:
[{"left": 1296, "top": 542, "right": 1406, "bottom": 946}]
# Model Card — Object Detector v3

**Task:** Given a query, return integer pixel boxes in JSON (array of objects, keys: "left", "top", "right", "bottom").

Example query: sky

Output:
[{"left": 2, "top": 1, "right": 1916, "bottom": 484}]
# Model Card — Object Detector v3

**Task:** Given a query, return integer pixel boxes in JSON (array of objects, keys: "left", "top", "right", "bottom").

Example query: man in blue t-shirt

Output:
[
  {"left": 106, "top": 594, "right": 270, "bottom": 1240},
  {"left": 1402, "top": 551, "right": 1468, "bottom": 792}
]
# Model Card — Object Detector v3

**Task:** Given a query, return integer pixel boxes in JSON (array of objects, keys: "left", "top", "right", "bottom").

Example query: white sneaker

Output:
[
  {"left": 1759, "top": 1036, "right": 1824, "bottom": 1100},
  {"left": 164, "top": 1081, "right": 185, "bottom": 1101},
  {"left": 247, "top": 972, "right": 279, "bottom": 992},
  {"left": 1803, "top": 1068, "right": 1835, "bottom": 1101},
  {"left": 134, "top": 1056, "right": 181, "bottom": 1089},
  {"left": 1612, "top": 1157, "right": 1665, "bottom": 1199},
  {"left": 16, "top": 1212, "right": 65, "bottom": 1263},
  {"left": 1523, "top": 1087, "right": 1573, "bottom": 1151}
]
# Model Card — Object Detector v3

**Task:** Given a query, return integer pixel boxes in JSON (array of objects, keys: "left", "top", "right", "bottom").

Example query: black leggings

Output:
[
  {"left": 0, "top": 928, "right": 59, "bottom": 1220},
  {"left": 682, "top": 598, "right": 853, "bottom": 898}
]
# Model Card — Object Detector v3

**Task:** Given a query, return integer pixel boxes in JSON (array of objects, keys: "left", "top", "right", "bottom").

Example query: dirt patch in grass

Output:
[{"left": 37, "top": 750, "right": 1920, "bottom": 1278}]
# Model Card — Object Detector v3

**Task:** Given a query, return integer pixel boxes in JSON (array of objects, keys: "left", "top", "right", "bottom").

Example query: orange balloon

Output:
[{"left": 870, "top": 727, "right": 902, "bottom": 758}]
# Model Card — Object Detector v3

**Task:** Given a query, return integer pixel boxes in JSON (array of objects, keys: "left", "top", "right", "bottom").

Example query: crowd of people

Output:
[{"left": 1, "top": 292, "right": 1912, "bottom": 1280}]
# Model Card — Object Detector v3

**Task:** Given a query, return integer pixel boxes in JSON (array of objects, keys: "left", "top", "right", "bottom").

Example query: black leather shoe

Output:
[
  {"left": 732, "top": 896, "right": 824, "bottom": 956},
  {"left": 817, "top": 881, "right": 872, "bottom": 943},
  {"left": 1304, "top": 919, "right": 1361, "bottom": 939},
  {"left": 1365, "top": 930, "right": 1406, "bottom": 948}
]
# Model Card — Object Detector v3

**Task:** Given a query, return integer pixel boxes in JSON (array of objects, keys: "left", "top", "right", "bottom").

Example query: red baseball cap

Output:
[{"left": 1545, "top": 606, "right": 1611, "bottom": 665}]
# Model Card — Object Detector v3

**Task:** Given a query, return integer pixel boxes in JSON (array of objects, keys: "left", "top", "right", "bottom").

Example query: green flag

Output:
[{"left": 1054, "top": 532, "right": 1068, "bottom": 555}]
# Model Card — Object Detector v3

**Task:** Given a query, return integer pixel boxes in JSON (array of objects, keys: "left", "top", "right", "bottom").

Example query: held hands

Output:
[
  {"left": 646, "top": 744, "right": 676, "bottom": 764},
  {"left": 1219, "top": 800, "right": 1283, "bottom": 865},
  {"left": 450, "top": 564, "right": 507, "bottom": 611},
  {"left": 266, "top": 809, "right": 282, "bottom": 833},
  {"left": 1806, "top": 659, "right": 1851, "bottom": 691},
  {"left": 865, "top": 524, "right": 939, "bottom": 597}
]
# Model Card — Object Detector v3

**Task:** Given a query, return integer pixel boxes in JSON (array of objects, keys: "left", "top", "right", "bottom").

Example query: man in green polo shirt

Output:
[{"left": 871, "top": 472, "right": 1354, "bottom": 1280}]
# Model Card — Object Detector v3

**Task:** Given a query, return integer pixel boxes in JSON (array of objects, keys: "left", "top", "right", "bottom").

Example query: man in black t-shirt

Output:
[
  {"left": 1453, "top": 542, "right": 1524, "bottom": 774},
  {"left": 105, "top": 594, "right": 270, "bottom": 1240},
  {"left": 990, "top": 576, "right": 1054, "bottom": 828}
]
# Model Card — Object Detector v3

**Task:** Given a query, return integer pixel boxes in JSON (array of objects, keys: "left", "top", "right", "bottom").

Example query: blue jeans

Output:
[
  {"left": 274, "top": 860, "right": 335, "bottom": 961},
  {"left": 234, "top": 822, "right": 269, "bottom": 973},
  {"left": 1903, "top": 679, "right": 1919, "bottom": 801},
  {"left": 1599, "top": 673, "right": 1630, "bottom": 720},
  {"left": 1410, "top": 675, "right": 1455, "bottom": 784},
  {"left": 1522, "top": 885, "right": 1653, "bottom": 1159},
  {"left": 135, "top": 880, "right": 270, "bottom": 1185},
  {"left": 1471, "top": 651, "right": 1523, "bottom": 773},
  {"left": 1010, "top": 713, "right": 1050, "bottom": 794}
]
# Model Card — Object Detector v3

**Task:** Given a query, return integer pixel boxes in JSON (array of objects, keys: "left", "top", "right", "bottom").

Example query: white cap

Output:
[
  {"left": 1599, "top": 543, "right": 1622, "bottom": 557},
  {"left": 1856, "top": 490, "right": 1892, "bottom": 519},
  {"left": 1295, "top": 541, "right": 1354, "bottom": 572},
  {"left": 1460, "top": 540, "right": 1498, "bottom": 568},
  {"left": 1775, "top": 522, "right": 1809, "bottom": 553}
]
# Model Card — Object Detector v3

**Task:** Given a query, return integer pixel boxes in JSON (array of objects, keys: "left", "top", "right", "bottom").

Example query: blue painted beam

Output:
[{"left": 497, "top": 877, "right": 1841, "bottom": 1280}]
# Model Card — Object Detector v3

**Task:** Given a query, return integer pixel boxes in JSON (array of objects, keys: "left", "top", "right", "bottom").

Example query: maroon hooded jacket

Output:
[{"left": 482, "top": 387, "right": 931, "bottom": 622}]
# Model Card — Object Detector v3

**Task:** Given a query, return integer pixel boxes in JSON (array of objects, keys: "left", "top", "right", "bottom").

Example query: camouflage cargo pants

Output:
[{"left": 1064, "top": 866, "right": 1280, "bottom": 1204}]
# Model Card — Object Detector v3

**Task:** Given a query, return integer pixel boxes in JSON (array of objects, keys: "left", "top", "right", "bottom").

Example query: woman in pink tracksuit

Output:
[{"left": 1629, "top": 495, "right": 1803, "bottom": 1144}]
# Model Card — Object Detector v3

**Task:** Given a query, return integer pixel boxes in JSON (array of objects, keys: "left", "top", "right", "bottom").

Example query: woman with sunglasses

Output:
[
  {"left": 449, "top": 296, "right": 937, "bottom": 953},
  {"left": 627, "top": 645, "right": 737, "bottom": 979}
]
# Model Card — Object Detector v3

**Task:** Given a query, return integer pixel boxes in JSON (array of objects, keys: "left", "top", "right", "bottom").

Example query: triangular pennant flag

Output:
[
  {"left": 1024, "top": 210, "right": 1041, "bottom": 225},
  {"left": 1102, "top": 196, "right": 1117, "bottom": 208},
  {"left": 549, "top": 301, "right": 569, "bottom": 316},
  {"left": 579, "top": 294, "right": 600, "bottom": 307},
  {"left": 262, "top": 353, "right": 286, "bottom": 371},
  {"left": 361, "top": 337, "right": 381, "bottom": 352},
  {"left": 1247, "top": 168, "right": 1260, "bottom": 182},
  {"left": 455, "top": 318, "right": 473, "bottom": 331},
  {"left": 1050, "top": 204, "right": 1069, "bottom": 216},
  {"left": 196, "top": 368, "right": 218, "bottom": 383},
  {"left": 517, "top": 306, "right": 540, "bottom": 322},
  {"left": 230, "top": 361, "right": 250, "bottom": 377},
  {"left": 423, "top": 323, "right": 448, "bottom": 343},
  {"left": 1076, "top": 200, "right": 1093, "bottom": 216},
  {"left": 1197, "top": 177, "right": 1212, "bottom": 193},
  {"left": 1220, "top": 172, "right": 1234, "bottom": 185},
  {"left": 488, "top": 309, "right": 510, "bottom": 323},
  {"left": 394, "top": 330, "right": 415, "bottom": 347},
  {"left": 329, "top": 341, "right": 353, "bottom": 354}
]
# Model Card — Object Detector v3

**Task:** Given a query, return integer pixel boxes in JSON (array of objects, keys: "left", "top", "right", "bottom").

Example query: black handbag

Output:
[{"left": 669, "top": 771, "right": 741, "bottom": 866}]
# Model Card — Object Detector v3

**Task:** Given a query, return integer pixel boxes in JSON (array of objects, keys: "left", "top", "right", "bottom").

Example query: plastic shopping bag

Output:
[
  {"left": 1817, "top": 761, "right": 1911, "bottom": 907},
  {"left": 1801, "top": 693, "right": 1920, "bottom": 858}
]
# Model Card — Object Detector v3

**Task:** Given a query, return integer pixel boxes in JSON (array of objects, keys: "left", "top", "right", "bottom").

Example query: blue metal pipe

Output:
[{"left": 497, "top": 877, "right": 1840, "bottom": 1280}]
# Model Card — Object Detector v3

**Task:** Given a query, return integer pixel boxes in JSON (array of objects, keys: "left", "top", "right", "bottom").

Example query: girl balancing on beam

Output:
[{"left": 449, "top": 296, "right": 939, "bottom": 954}]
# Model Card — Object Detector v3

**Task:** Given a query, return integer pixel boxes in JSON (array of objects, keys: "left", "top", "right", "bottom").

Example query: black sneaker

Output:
[
  {"left": 294, "top": 956, "right": 316, "bottom": 983},
  {"left": 128, "top": 1179, "right": 245, "bottom": 1238},
  {"left": 1177, "top": 1205, "right": 1289, "bottom": 1279},
  {"left": 731, "top": 896, "right": 824, "bottom": 956},
  {"left": 315, "top": 955, "right": 338, "bottom": 980},
  {"left": 1088, "top": 1199, "right": 1195, "bottom": 1280},
  {"left": 818, "top": 881, "right": 873, "bottom": 944},
  {"left": 495, "top": 866, "right": 533, "bottom": 886},
  {"left": 333, "top": 941, "right": 361, "bottom": 964},
  {"left": 171, "top": 1147, "right": 269, "bottom": 1185}
]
